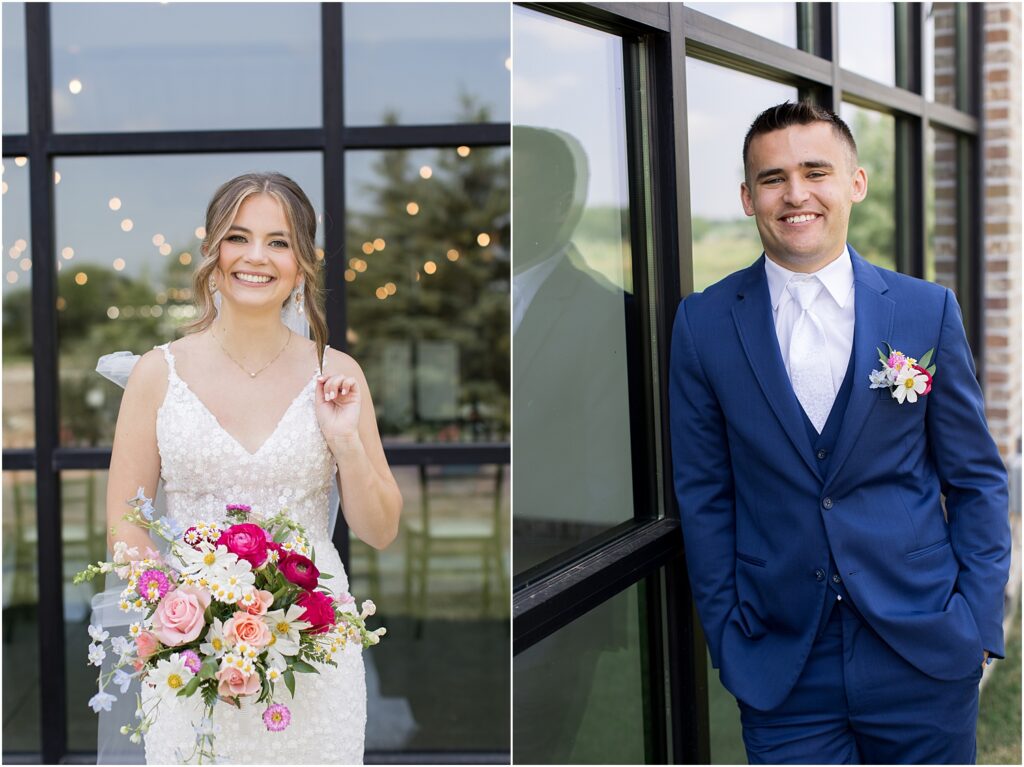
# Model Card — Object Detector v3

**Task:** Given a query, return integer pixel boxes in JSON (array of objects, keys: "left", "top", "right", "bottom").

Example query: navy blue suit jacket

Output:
[{"left": 669, "top": 246, "right": 1010, "bottom": 711}]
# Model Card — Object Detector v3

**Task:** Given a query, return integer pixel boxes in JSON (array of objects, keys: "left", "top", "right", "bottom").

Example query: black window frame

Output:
[
  {"left": 511, "top": 3, "right": 983, "bottom": 763},
  {"left": 2, "top": 4, "right": 510, "bottom": 764}
]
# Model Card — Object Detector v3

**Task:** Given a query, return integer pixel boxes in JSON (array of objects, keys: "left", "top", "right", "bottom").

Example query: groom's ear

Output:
[
  {"left": 850, "top": 166, "right": 868, "bottom": 204},
  {"left": 740, "top": 181, "right": 756, "bottom": 217}
]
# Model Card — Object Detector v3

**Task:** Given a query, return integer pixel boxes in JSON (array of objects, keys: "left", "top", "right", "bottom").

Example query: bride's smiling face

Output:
[{"left": 214, "top": 193, "right": 301, "bottom": 311}]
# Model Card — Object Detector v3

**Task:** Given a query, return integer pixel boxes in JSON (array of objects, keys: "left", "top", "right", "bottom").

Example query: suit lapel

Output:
[
  {"left": 823, "top": 249, "right": 895, "bottom": 487},
  {"left": 731, "top": 258, "right": 822, "bottom": 481}
]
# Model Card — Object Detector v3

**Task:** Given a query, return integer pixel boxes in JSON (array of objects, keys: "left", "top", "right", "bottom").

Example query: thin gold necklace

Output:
[{"left": 213, "top": 327, "right": 291, "bottom": 379}]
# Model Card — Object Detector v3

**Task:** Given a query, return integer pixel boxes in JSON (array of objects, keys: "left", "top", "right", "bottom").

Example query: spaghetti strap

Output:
[{"left": 318, "top": 344, "right": 331, "bottom": 374}]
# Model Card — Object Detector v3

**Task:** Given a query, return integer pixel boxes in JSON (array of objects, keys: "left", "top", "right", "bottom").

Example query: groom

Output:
[{"left": 669, "top": 101, "right": 1010, "bottom": 764}]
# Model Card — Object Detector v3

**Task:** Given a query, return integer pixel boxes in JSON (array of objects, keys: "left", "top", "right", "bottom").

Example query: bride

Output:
[{"left": 98, "top": 171, "right": 401, "bottom": 763}]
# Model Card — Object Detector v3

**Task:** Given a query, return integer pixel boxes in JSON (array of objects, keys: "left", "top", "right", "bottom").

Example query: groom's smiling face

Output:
[{"left": 740, "top": 121, "right": 867, "bottom": 273}]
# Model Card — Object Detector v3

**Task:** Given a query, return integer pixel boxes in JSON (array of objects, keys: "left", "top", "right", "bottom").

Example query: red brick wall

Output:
[{"left": 982, "top": 3, "right": 1022, "bottom": 461}]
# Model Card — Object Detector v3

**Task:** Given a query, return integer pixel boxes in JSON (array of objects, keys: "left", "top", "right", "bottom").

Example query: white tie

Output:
[{"left": 786, "top": 276, "right": 835, "bottom": 433}]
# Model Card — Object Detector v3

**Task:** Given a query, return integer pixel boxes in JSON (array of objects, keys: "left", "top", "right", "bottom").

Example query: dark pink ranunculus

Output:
[
  {"left": 912, "top": 365, "right": 933, "bottom": 395},
  {"left": 295, "top": 590, "right": 335, "bottom": 634},
  {"left": 219, "top": 523, "right": 269, "bottom": 569},
  {"left": 278, "top": 552, "right": 320, "bottom": 590}
]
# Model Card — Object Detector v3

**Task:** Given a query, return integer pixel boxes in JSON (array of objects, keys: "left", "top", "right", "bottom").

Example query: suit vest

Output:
[{"left": 796, "top": 348, "right": 859, "bottom": 637}]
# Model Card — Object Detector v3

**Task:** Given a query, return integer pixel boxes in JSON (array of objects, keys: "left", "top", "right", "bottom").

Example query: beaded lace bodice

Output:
[{"left": 143, "top": 342, "right": 365, "bottom": 765}]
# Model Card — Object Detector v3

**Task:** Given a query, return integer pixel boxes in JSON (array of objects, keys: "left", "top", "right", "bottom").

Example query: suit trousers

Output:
[{"left": 737, "top": 600, "right": 983, "bottom": 764}]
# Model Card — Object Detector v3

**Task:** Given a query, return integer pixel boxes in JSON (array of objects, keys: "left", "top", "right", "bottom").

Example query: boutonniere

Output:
[{"left": 868, "top": 343, "right": 936, "bottom": 404}]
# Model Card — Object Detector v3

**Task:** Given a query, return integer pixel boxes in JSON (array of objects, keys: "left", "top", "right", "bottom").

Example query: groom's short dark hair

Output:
[{"left": 742, "top": 101, "right": 858, "bottom": 178}]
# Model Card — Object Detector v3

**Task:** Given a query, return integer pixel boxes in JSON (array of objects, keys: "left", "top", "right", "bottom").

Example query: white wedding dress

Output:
[{"left": 141, "top": 342, "right": 366, "bottom": 764}]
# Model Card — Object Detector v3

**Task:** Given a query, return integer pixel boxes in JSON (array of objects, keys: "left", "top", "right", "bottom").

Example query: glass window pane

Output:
[
  {"left": 685, "top": 59, "right": 798, "bottom": 291},
  {"left": 344, "top": 146, "right": 510, "bottom": 443},
  {"left": 511, "top": 7, "right": 636, "bottom": 575},
  {"left": 708, "top": 648, "right": 746, "bottom": 763},
  {"left": 354, "top": 464, "right": 509, "bottom": 751},
  {"left": 839, "top": 3, "right": 896, "bottom": 87},
  {"left": 3, "top": 157, "right": 34, "bottom": 448},
  {"left": 924, "top": 3, "right": 958, "bottom": 106},
  {"left": 2, "top": 471, "right": 42, "bottom": 754},
  {"left": 343, "top": 3, "right": 510, "bottom": 126},
  {"left": 54, "top": 153, "right": 324, "bottom": 446},
  {"left": 51, "top": 4, "right": 321, "bottom": 133},
  {"left": 62, "top": 470, "right": 109, "bottom": 752},
  {"left": 926, "top": 126, "right": 959, "bottom": 293},
  {"left": 514, "top": 582, "right": 647, "bottom": 763},
  {"left": 840, "top": 104, "right": 896, "bottom": 271},
  {"left": 2, "top": 2, "right": 27, "bottom": 134},
  {"left": 687, "top": 3, "right": 797, "bottom": 47}
]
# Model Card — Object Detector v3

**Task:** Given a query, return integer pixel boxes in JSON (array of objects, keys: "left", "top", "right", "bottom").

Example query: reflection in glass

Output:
[
  {"left": 351, "top": 465, "right": 509, "bottom": 750},
  {"left": 839, "top": 3, "right": 895, "bottom": 87},
  {"left": 514, "top": 582, "right": 645, "bottom": 763},
  {"left": 685, "top": 59, "right": 797, "bottom": 291},
  {"left": 841, "top": 104, "right": 896, "bottom": 270},
  {"left": 345, "top": 147, "right": 510, "bottom": 444},
  {"left": 924, "top": 3, "right": 958, "bottom": 106},
  {"left": 53, "top": 153, "right": 323, "bottom": 446},
  {"left": 50, "top": 3, "right": 321, "bottom": 133},
  {"left": 708, "top": 649, "right": 746, "bottom": 763},
  {"left": 2, "top": 2, "right": 27, "bottom": 134},
  {"left": 512, "top": 7, "right": 635, "bottom": 576},
  {"left": 687, "top": 3, "right": 797, "bottom": 47},
  {"left": 2, "top": 471, "right": 42, "bottom": 753},
  {"left": 61, "top": 470, "right": 109, "bottom": 751},
  {"left": 926, "top": 126, "right": 958, "bottom": 293},
  {"left": 343, "top": 3, "right": 510, "bottom": 126},
  {"left": 3, "top": 158, "right": 34, "bottom": 448}
]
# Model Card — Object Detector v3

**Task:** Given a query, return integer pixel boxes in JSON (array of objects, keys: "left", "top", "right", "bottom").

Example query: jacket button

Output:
[
  {"left": 822, "top": 497, "right": 833, "bottom": 509},
  {"left": 832, "top": 574, "right": 842, "bottom": 584},
  {"left": 815, "top": 569, "right": 825, "bottom": 581},
  {"left": 817, "top": 449, "right": 827, "bottom": 460}
]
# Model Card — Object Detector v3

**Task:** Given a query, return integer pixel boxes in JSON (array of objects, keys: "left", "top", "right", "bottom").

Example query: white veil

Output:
[{"left": 90, "top": 294, "right": 342, "bottom": 763}]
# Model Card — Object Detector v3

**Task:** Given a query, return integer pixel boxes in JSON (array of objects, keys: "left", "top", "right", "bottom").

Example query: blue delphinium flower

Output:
[
  {"left": 112, "top": 668, "right": 134, "bottom": 694},
  {"left": 88, "top": 689, "right": 117, "bottom": 713}
]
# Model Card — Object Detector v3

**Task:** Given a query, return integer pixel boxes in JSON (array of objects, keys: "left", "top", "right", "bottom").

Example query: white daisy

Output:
[
  {"left": 176, "top": 542, "right": 237, "bottom": 582},
  {"left": 893, "top": 367, "right": 929, "bottom": 404},
  {"left": 262, "top": 605, "right": 311, "bottom": 656},
  {"left": 200, "top": 618, "right": 228, "bottom": 658},
  {"left": 146, "top": 656, "right": 194, "bottom": 703}
]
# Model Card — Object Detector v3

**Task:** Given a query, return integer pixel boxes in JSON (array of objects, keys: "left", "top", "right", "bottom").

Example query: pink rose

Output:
[
  {"left": 223, "top": 611, "right": 272, "bottom": 648},
  {"left": 151, "top": 584, "right": 211, "bottom": 646},
  {"left": 215, "top": 666, "right": 261, "bottom": 698},
  {"left": 220, "top": 523, "right": 270, "bottom": 569},
  {"left": 296, "top": 590, "right": 335, "bottom": 635},
  {"left": 244, "top": 589, "right": 275, "bottom": 616},
  {"left": 135, "top": 630, "right": 159, "bottom": 659},
  {"left": 278, "top": 553, "right": 320, "bottom": 590}
]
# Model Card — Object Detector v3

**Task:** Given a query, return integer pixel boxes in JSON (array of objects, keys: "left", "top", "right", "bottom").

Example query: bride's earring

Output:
[
  {"left": 294, "top": 285, "right": 304, "bottom": 315},
  {"left": 209, "top": 276, "right": 218, "bottom": 293}
]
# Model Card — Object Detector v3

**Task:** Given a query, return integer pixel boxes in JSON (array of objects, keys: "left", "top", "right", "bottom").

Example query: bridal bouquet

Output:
[{"left": 75, "top": 492, "right": 385, "bottom": 764}]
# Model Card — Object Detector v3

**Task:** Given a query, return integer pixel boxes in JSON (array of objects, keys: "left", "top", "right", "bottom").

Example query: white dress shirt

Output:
[
  {"left": 764, "top": 246, "right": 856, "bottom": 396},
  {"left": 513, "top": 248, "right": 565, "bottom": 333}
]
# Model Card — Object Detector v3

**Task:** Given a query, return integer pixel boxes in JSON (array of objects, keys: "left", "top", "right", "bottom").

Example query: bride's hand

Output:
[{"left": 315, "top": 374, "right": 361, "bottom": 442}]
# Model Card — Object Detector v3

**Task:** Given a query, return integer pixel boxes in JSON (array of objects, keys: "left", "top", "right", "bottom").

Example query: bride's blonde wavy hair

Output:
[{"left": 183, "top": 172, "right": 328, "bottom": 365}]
